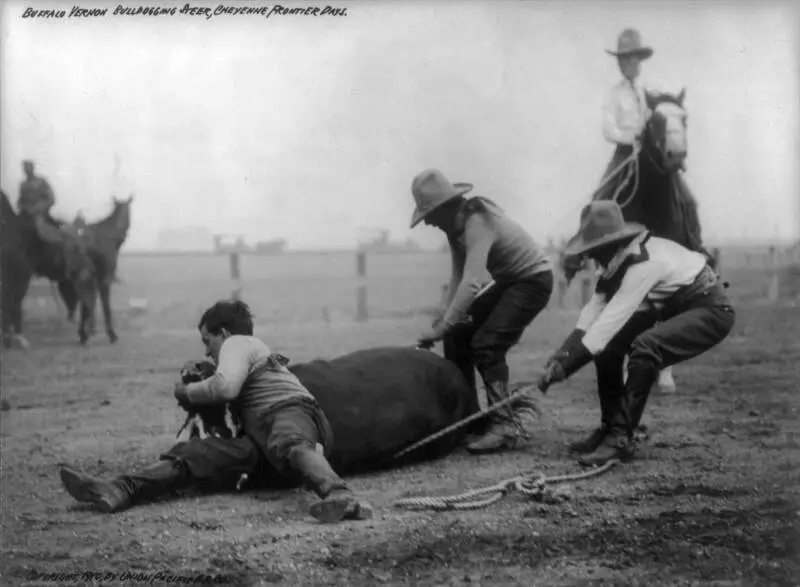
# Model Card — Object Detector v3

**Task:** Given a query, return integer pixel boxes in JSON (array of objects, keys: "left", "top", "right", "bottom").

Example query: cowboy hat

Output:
[
  {"left": 563, "top": 200, "right": 647, "bottom": 257},
  {"left": 606, "top": 28, "right": 653, "bottom": 59},
  {"left": 409, "top": 169, "right": 473, "bottom": 228}
]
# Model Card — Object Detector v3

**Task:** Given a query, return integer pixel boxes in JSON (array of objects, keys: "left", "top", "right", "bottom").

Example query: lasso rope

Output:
[
  {"left": 591, "top": 142, "right": 642, "bottom": 209},
  {"left": 390, "top": 380, "right": 539, "bottom": 462},
  {"left": 393, "top": 459, "right": 618, "bottom": 511}
]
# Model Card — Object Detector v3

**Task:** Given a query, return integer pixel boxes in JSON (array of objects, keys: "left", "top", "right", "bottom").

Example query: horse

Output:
[
  {"left": 58, "top": 195, "right": 133, "bottom": 344},
  {"left": 0, "top": 190, "right": 35, "bottom": 349},
  {"left": 560, "top": 88, "right": 711, "bottom": 392},
  {"left": 562, "top": 87, "right": 713, "bottom": 280}
]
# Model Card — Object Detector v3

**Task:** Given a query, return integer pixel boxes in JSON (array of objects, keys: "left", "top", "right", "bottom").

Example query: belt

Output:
[{"left": 662, "top": 265, "right": 721, "bottom": 316}]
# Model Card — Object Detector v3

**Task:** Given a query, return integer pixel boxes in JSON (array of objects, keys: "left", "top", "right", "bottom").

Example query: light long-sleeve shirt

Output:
[
  {"left": 439, "top": 198, "right": 552, "bottom": 329},
  {"left": 602, "top": 78, "right": 650, "bottom": 146},
  {"left": 576, "top": 234, "right": 707, "bottom": 354},
  {"left": 184, "top": 335, "right": 314, "bottom": 428}
]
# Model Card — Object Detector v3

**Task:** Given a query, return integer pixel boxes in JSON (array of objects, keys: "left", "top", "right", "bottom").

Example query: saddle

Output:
[{"left": 26, "top": 214, "right": 95, "bottom": 281}]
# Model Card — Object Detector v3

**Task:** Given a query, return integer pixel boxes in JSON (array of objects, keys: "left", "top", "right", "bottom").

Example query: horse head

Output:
[
  {"left": 644, "top": 88, "right": 688, "bottom": 173},
  {"left": 110, "top": 193, "right": 133, "bottom": 235}
]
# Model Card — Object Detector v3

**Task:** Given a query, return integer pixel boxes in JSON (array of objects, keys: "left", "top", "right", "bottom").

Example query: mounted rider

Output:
[
  {"left": 595, "top": 28, "right": 654, "bottom": 202},
  {"left": 17, "top": 160, "right": 91, "bottom": 282},
  {"left": 17, "top": 160, "right": 61, "bottom": 234},
  {"left": 563, "top": 29, "right": 655, "bottom": 284}
]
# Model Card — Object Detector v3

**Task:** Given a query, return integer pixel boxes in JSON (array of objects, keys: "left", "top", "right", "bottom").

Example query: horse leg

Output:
[
  {"left": 58, "top": 280, "right": 79, "bottom": 322},
  {"left": 98, "top": 278, "right": 118, "bottom": 344},
  {"left": 657, "top": 366, "right": 676, "bottom": 393},
  {"left": 5, "top": 270, "right": 32, "bottom": 349},
  {"left": 1, "top": 283, "right": 11, "bottom": 349},
  {"left": 76, "top": 278, "right": 97, "bottom": 346}
]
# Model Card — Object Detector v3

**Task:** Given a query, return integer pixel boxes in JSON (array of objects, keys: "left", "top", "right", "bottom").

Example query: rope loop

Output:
[{"left": 394, "top": 459, "right": 618, "bottom": 511}]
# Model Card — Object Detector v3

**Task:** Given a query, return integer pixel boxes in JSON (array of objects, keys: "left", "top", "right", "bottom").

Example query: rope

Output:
[
  {"left": 590, "top": 143, "right": 640, "bottom": 203},
  {"left": 393, "top": 459, "right": 618, "bottom": 511},
  {"left": 611, "top": 142, "right": 641, "bottom": 209},
  {"left": 390, "top": 381, "right": 540, "bottom": 462}
]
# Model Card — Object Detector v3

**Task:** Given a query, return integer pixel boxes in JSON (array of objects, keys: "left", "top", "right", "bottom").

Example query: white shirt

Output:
[
  {"left": 576, "top": 234, "right": 708, "bottom": 354},
  {"left": 602, "top": 78, "right": 650, "bottom": 146}
]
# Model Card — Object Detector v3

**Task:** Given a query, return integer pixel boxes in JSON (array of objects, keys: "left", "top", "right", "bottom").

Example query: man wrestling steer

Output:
[{"left": 59, "top": 299, "right": 373, "bottom": 523}]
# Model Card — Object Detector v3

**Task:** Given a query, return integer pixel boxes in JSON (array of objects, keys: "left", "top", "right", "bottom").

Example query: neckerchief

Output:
[{"left": 595, "top": 232, "right": 651, "bottom": 299}]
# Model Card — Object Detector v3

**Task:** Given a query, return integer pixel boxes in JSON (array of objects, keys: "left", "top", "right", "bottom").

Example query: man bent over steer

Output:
[
  {"left": 537, "top": 201, "right": 735, "bottom": 466},
  {"left": 59, "top": 300, "right": 373, "bottom": 523},
  {"left": 410, "top": 169, "right": 554, "bottom": 454}
]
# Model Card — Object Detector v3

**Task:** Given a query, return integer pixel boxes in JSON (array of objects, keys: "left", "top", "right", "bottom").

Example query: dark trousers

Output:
[
  {"left": 162, "top": 401, "right": 347, "bottom": 496},
  {"left": 443, "top": 271, "right": 554, "bottom": 389},
  {"left": 613, "top": 279, "right": 736, "bottom": 435},
  {"left": 593, "top": 309, "right": 659, "bottom": 426}
]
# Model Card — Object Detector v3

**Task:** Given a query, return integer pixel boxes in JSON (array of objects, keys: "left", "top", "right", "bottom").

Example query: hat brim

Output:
[
  {"left": 409, "top": 182, "right": 473, "bottom": 228},
  {"left": 563, "top": 223, "right": 647, "bottom": 257},
  {"left": 606, "top": 47, "right": 653, "bottom": 59}
]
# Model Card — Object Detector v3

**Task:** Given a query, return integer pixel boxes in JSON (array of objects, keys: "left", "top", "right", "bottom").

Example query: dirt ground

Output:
[{"left": 1, "top": 262, "right": 799, "bottom": 586}]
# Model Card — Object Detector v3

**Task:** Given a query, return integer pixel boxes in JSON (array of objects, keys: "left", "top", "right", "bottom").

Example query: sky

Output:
[{"left": 1, "top": 0, "right": 798, "bottom": 250}]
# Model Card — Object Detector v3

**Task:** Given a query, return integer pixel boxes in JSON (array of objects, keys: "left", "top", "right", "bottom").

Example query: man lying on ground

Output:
[{"left": 59, "top": 299, "right": 373, "bottom": 523}]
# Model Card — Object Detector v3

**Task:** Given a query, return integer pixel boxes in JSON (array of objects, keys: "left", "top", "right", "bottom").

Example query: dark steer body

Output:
[
  {"left": 288, "top": 345, "right": 481, "bottom": 474},
  {"left": 179, "top": 346, "right": 482, "bottom": 485}
]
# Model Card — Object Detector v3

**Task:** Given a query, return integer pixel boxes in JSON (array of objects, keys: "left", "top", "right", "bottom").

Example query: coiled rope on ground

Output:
[{"left": 393, "top": 459, "right": 618, "bottom": 511}]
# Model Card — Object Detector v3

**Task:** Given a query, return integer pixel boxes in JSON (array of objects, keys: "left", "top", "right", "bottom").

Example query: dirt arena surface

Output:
[{"left": 2, "top": 254, "right": 798, "bottom": 586}]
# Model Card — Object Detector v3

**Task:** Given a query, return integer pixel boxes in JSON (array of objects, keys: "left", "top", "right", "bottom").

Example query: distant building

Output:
[{"left": 156, "top": 226, "right": 213, "bottom": 251}]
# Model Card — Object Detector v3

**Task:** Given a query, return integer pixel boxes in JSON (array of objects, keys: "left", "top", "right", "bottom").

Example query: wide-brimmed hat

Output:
[
  {"left": 409, "top": 169, "right": 473, "bottom": 228},
  {"left": 563, "top": 200, "right": 647, "bottom": 257},
  {"left": 606, "top": 28, "right": 653, "bottom": 60}
]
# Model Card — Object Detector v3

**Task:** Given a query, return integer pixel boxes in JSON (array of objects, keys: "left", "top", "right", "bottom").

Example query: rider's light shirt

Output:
[{"left": 602, "top": 79, "right": 650, "bottom": 146}]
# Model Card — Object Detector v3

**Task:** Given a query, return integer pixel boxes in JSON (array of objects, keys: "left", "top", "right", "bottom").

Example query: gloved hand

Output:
[{"left": 536, "top": 361, "right": 567, "bottom": 394}]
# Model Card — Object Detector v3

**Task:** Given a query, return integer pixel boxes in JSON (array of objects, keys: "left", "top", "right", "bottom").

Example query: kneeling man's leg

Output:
[{"left": 259, "top": 404, "right": 373, "bottom": 523}]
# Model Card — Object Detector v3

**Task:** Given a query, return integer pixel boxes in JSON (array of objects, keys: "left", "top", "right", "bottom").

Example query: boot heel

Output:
[{"left": 310, "top": 495, "right": 352, "bottom": 523}]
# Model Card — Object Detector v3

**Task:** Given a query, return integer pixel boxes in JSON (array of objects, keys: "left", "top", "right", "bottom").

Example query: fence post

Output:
[
  {"left": 580, "top": 275, "right": 592, "bottom": 307},
  {"left": 767, "top": 245, "right": 779, "bottom": 303},
  {"left": 356, "top": 251, "right": 368, "bottom": 321},
  {"left": 712, "top": 247, "right": 721, "bottom": 273},
  {"left": 557, "top": 273, "right": 567, "bottom": 308},
  {"left": 230, "top": 252, "right": 242, "bottom": 301}
]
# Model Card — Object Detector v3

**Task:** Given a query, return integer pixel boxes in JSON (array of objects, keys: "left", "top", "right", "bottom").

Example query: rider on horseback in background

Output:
[
  {"left": 17, "top": 160, "right": 91, "bottom": 284},
  {"left": 18, "top": 160, "right": 58, "bottom": 229},
  {"left": 596, "top": 28, "right": 654, "bottom": 202}
]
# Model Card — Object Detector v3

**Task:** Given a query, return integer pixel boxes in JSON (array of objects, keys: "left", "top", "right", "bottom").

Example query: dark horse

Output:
[
  {"left": 561, "top": 87, "right": 714, "bottom": 281},
  {"left": 0, "top": 190, "right": 96, "bottom": 348},
  {"left": 1, "top": 190, "right": 34, "bottom": 348},
  {"left": 58, "top": 195, "right": 133, "bottom": 344}
]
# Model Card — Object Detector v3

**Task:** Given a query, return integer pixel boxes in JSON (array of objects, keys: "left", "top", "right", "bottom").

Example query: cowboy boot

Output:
[
  {"left": 577, "top": 426, "right": 635, "bottom": 467},
  {"left": 466, "top": 380, "right": 522, "bottom": 454},
  {"left": 579, "top": 361, "right": 659, "bottom": 467},
  {"left": 569, "top": 423, "right": 609, "bottom": 454},
  {"left": 569, "top": 374, "right": 617, "bottom": 454},
  {"left": 287, "top": 446, "right": 373, "bottom": 523},
  {"left": 59, "top": 459, "right": 189, "bottom": 513}
]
